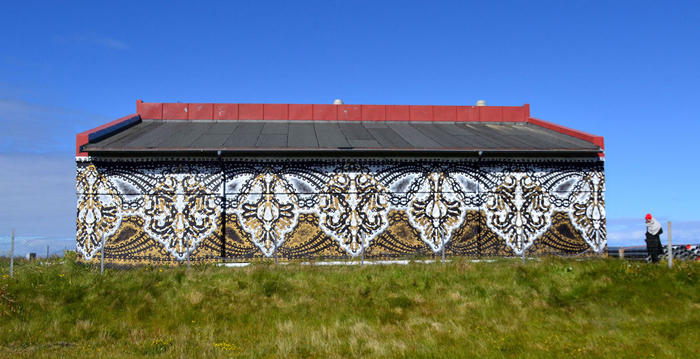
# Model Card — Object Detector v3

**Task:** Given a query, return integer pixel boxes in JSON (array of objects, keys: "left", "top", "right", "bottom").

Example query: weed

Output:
[
  {"left": 0, "top": 284, "right": 16, "bottom": 316},
  {"left": 139, "top": 339, "right": 171, "bottom": 355},
  {"left": 0, "top": 257, "right": 697, "bottom": 358},
  {"left": 213, "top": 340, "right": 240, "bottom": 352}
]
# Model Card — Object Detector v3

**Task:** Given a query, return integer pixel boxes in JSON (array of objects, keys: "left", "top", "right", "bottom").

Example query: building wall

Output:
[{"left": 76, "top": 157, "right": 605, "bottom": 264}]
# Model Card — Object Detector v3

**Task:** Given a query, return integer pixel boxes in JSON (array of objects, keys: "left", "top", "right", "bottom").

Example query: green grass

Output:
[{"left": 0, "top": 255, "right": 699, "bottom": 358}]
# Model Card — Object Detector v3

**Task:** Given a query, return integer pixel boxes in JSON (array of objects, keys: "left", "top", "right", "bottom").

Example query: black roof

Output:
[{"left": 82, "top": 120, "right": 601, "bottom": 156}]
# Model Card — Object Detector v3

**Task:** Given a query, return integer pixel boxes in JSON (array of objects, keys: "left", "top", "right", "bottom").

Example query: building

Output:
[{"left": 76, "top": 100, "right": 605, "bottom": 264}]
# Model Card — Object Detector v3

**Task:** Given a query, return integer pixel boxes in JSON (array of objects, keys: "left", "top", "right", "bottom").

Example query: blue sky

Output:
[{"left": 1, "top": 0, "right": 699, "bottom": 247}]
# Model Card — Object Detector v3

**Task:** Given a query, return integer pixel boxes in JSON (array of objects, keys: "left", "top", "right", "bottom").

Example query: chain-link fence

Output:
[
  {"left": 608, "top": 244, "right": 700, "bottom": 262},
  {"left": 3, "top": 228, "right": 699, "bottom": 275},
  {"left": 0, "top": 230, "right": 76, "bottom": 277},
  {"left": 0, "top": 231, "right": 74, "bottom": 261}
]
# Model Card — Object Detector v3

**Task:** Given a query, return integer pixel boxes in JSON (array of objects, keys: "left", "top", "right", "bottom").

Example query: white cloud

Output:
[
  {"left": 0, "top": 153, "right": 76, "bottom": 239},
  {"left": 0, "top": 82, "right": 29, "bottom": 98},
  {"left": 606, "top": 217, "right": 700, "bottom": 247},
  {"left": 0, "top": 98, "right": 110, "bottom": 154}
]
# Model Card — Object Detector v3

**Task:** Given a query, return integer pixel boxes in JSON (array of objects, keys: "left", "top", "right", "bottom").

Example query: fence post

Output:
[
  {"left": 100, "top": 234, "right": 105, "bottom": 275},
  {"left": 441, "top": 240, "right": 446, "bottom": 264},
  {"left": 667, "top": 221, "right": 673, "bottom": 269},
  {"left": 187, "top": 248, "right": 191, "bottom": 270},
  {"left": 47, "top": 245, "right": 49, "bottom": 260},
  {"left": 360, "top": 238, "right": 365, "bottom": 267},
  {"left": 273, "top": 240, "right": 278, "bottom": 265},
  {"left": 10, "top": 229, "right": 14, "bottom": 277}
]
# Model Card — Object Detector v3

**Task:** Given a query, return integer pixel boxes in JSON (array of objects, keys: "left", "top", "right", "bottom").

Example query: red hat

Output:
[{"left": 645, "top": 213, "right": 652, "bottom": 220}]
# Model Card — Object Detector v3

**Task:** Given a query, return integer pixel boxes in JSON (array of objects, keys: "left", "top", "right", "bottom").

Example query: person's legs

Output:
[{"left": 648, "top": 239, "right": 661, "bottom": 263}]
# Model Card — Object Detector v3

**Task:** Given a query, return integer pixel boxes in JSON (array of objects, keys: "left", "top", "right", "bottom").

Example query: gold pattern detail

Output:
[
  {"left": 409, "top": 172, "right": 464, "bottom": 252},
  {"left": 318, "top": 170, "right": 388, "bottom": 256},
  {"left": 486, "top": 173, "right": 552, "bottom": 254},
  {"left": 571, "top": 172, "right": 606, "bottom": 252},
  {"left": 237, "top": 172, "right": 298, "bottom": 257},
  {"left": 76, "top": 165, "right": 122, "bottom": 260},
  {"left": 143, "top": 175, "right": 219, "bottom": 260}
]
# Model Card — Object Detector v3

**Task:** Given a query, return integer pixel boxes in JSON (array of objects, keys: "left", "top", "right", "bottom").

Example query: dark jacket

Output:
[
  {"left": 646, "top": 227, "right": 663, "bottom": 241},
  {"left": 646, "top": 227, "right": 664, "bottom": 262}
]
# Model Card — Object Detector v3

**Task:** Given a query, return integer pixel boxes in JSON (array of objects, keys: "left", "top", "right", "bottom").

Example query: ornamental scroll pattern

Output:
[
  {"left": 236, "top": 170, "right": 299, "bottom": 257},
  {"left": 408, "top": 172, "right": 465, "bottom": 252},
  {"left": 142, "top": 174, "right": 219, "bottom": 260},
  {"left": 76, "top": 165, "right": 123, "bottom": 260},
  {"left": 485, "top": 172, "right": 552, "bottom": 255},
  {"left": 318, "top": 164, "right": 389, "bottom": 256},
  {"left": 76, "top": 158, "right": 606, "bottom": 262}
]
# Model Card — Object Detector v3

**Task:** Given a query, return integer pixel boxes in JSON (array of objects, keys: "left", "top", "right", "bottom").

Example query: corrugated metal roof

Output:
[{"left": 83, "top": 120, "right": 601, "bottom": 154}]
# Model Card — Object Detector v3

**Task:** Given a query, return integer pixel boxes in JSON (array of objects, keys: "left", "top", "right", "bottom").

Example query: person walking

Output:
[{"left": 645, "top": 213, "right": 664, "bottom": 263}]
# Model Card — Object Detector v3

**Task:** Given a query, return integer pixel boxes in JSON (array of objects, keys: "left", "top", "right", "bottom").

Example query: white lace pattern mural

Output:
[{"left": 76, "top": 157, "right": 606, "bottom": 262}]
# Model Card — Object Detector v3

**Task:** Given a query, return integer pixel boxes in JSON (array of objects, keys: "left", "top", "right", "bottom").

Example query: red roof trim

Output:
[
  {"left": 214, "top": 104, "right": 238, "bottom": 120},
  {"left": 76, "top": 114, "right": 141, "bottom": 156},
  {"left": 135, "top": 100, "right": 532, "bottom": 123},
  {"left": 289, "top": 104, "right": 312, "bottom": 120},
  {"left": 337, "top": 104, "right": 362, "bottom": 121},
  {"left": 527, "top": 117, "right": 605, "bottom": 151},
  {"left": 136, "top": 100, "right": 162, "bottom": 119},
  {"left": 188, "top": 103, "right": 214, "bottom": 120}
]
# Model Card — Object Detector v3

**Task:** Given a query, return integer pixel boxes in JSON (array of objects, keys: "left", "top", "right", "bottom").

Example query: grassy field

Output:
[{"left": 0, "top": 255, "right": 698, "bottom": 358}]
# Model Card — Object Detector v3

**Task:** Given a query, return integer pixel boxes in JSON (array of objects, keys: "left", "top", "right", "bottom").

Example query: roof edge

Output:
[
  {"left": 83, "top": 147, "right": 604, "bottom": 157},
  {"left": 76, "top": 114, "right": 141, "bottom": 157},
  {"left": 527, "top": 117, "right": 605, "bottom": 152}
]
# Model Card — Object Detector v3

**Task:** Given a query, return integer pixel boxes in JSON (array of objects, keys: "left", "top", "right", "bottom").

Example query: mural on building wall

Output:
[{"left": 76, "top": 157, "right": 606, "bottom": 264}]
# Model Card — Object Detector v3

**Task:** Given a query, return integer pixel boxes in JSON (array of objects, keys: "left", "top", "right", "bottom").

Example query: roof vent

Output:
[
  {"left": 476, "top": 100, "right": 487, "bottom": 106},
  {"left": 333, "top": 99, "right": 344, "bottom": 105}
]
